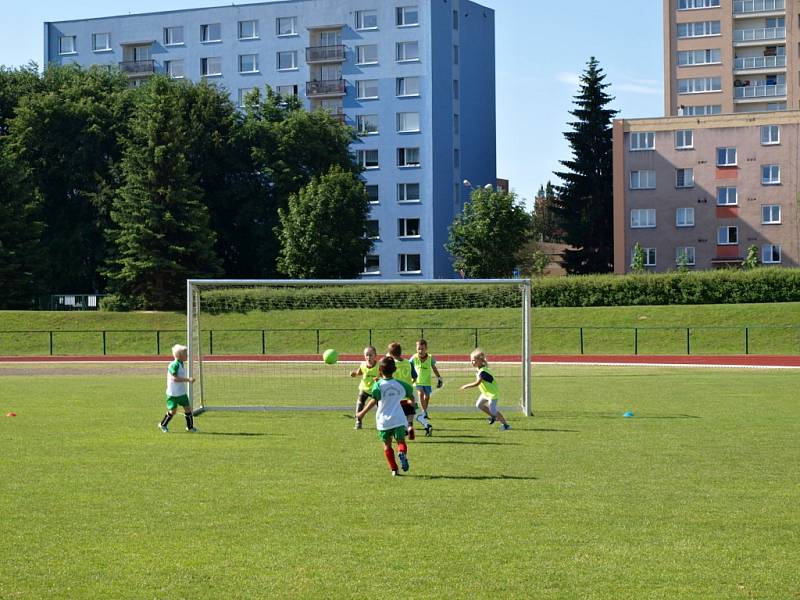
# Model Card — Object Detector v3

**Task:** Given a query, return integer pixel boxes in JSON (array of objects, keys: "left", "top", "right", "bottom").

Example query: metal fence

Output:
[{"left": 0, "top": 325, "right": 798, "bottom": 356}]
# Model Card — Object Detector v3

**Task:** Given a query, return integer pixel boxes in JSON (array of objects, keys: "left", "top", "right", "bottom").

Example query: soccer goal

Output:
[{"left": 187, "top": 279, "right": 531, "bottom": 416}]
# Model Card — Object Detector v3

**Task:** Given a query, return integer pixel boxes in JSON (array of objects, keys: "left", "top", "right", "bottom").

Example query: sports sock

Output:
[
  {"left": 398, "top": 442, "right": 408, "bottom": 454},
  {"left": 384, "top": 448, "right": 398, "bottom": 471},
  {"left": 185, "top": 413, "right": 194, "bottom": 429},
  {"left": 160, "top": 413, "right": 174, "bottom": 427},
  {"left": 415, "top": 413, "right": 429, "bottom": 427}
]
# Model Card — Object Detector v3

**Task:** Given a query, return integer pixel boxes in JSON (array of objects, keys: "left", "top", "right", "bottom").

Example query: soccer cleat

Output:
[
  {"left": 407, "top": 426, "right": 416, "bottom": 440},
  {"left": 158, "top": 423, "right": 168, "bottom": 433},
  {"left": 186, "top": 427, "right": 198, "bottom": 433},
  {"left": 391, "top": 470, "right": 399, "bottom": 477},
  {"left": 354, "top": 420, "right": 362, "bottom": 430},
  {"left": 398, "top": 451, "right": 409, "bottom": 472},
  {"left": 488, "top": 415, "right": 496, "bottom": 425},
  {"left": 424, "top": 424, "right": 433, "bottom": 437},
  {"left": 499, "top": 423, "right": 512, "bottom": 431}
]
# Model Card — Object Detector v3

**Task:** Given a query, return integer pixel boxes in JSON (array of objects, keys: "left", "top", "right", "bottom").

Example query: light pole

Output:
[{"left": 462, "top": 179, "right": 494, "bottom": 191}]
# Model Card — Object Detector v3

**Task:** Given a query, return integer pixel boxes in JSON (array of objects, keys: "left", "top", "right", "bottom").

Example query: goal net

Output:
[{"left": 187, "top": 279, "right": 531, "bottom": 416}]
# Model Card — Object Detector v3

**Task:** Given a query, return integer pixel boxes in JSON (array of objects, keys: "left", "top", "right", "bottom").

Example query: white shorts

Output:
[{"left": 476, "top": 395, "right": 498, "bottom": 415}]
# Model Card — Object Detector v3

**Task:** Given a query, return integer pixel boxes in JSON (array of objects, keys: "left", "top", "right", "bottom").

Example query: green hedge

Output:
[{"left": 157, "top": 269, "right": 800, "bottom": 313}]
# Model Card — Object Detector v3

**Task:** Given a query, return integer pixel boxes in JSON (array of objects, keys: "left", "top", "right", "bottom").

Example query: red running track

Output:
[{"left": 1, "top": 354, "right": 799, "bottom": 367}]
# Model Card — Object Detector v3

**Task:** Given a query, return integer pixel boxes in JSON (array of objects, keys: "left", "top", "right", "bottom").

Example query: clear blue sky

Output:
[{"left": 0, "top": 0, "right": 664, "bottom": 208}]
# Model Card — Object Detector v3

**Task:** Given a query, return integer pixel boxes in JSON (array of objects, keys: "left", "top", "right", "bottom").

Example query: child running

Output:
[
  {"left": 409, "top": 338, "right": 442, "bottom": 425},
  {"left": 388, "top": 342, "right": 431, "bottom": 437},
  {"left": 350, "top": 346, "right": 379, "bottom": 430},
  {"left": 158, "top": 344, "right": 197, "bottom": 433},
  {"left": 460, "top": 348, "right": 511, "bottom": 431},
  {"left": 355, "top": 356, "right": 414, "bottom": 476}
]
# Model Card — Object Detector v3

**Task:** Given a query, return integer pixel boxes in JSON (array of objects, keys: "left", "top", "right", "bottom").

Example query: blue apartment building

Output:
[{"left": 44, "top": 0, "right": 496, "bottom": 279}]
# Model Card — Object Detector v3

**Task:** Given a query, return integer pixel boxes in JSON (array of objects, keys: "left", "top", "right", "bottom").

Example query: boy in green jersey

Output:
[
  {"left": 355, "top": 356, "right": 415, "bottom": 476},
  {"left": 350, "top": 346, "right": 379, "bottom": 430},
  {"left": 460, "top": 348, "right": 511, "bottom": 431},
  {"left": 409, "top": 338, "right": 442, "bottom": 423},
  {"left": 158, "top": 344, "right": 197, "bottom": 433}
]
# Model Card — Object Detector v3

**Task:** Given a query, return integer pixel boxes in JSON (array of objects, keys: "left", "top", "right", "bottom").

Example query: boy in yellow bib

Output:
[
  {"left": 350, "top": 346, "right": 379, "bottom": 430},
  {"left": 460, "top": 348, "right": 511, "bottom": 431},
  {"left": 410, "top": 338, "right": 442, "bottom": 423}
]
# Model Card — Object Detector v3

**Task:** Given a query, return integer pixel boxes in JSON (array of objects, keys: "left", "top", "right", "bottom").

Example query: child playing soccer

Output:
[
  {"left": 158, "top": 344, "right": 197, "bottom": 433},
  {"left": 355, "top": 356, "right": 414, "bottom": 476},
  {"left": 410, "top": 339, "right": 442, "bottom": 424},
  {"left": 350, "top": 345, "right": 379, "bottom": 430},
  {"left": 460, "top": 348, "right": 511, "bottom": 431},
  {"left": 387, "top": 342, "right": 431, "bottom": 437}
]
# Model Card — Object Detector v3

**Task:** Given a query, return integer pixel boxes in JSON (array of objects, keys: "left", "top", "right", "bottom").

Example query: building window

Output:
[
  {"left": 397, "top": 112, "right": 420, "bottom": 133},
  {"left": 717, "top": 226, "right": 738, "bottom": 245},
  {"left": 676, "top": 168, "right": 694, "bottom": 188},
  {"left": 276, "top": 17, "right": 297, "bottom": 36},
  {"left": 366, "top": 220, "right": 380, "bottom": 239},
  {"left": 453, "top": 44, "right": 459, "bottom": 65},
  {"left": 164, "top": 26, "right": 184, "bottom": 46},
  {"left": 276, "top": 84, "right": 298, "bottom": 97},
  {"left": 239, "top": 20, "right": 259, "bottom": 39},
  {"left": 762, "top": 164, "right": 780, "bottom": 185},
  {"left": 398, "top": 147, "right": 421, "bottom": 167},
  {"left": 682, "top": 105, "right": 721, "bottom": 116},
  {"left": 716, "top": 147, "right": 737, "bottom": 166},
  {"left": 92, "top": 33, "right": 111, "bottom": 51},
  {"left": 630, "top": 170, "right": 656, "bottom": 190},
  {"left": 399, "top": 253, "right": 422, "bottom": 273},
  {"left": 677, "top": 77, "right": 721, "bottom": 94},
  {"left": 356, "top": 10, "right": 378, "bottom": 30},
  {"left": 396, "top": 41, "right": 420, "bottom": 62},
  {"left": 397, "top": 76, "right": 420, "bottom": 97},
  {"left": 762, "top": 204, "right": 781, "bottom": 224},
  {"left": 238, "top": 87, "right": 257, "bottom": 108},
  {"left": 630, "top": 208, "right": 656, "bottom": 229},
  {"left": 676, "top": 207, "right": 695, "bottom": 227},
  {"left": 201, "top": 57, "right": 222, "bottom": 76},
  {"left": 366, "top": 185, "right": 379, "bottom": 204},
  {"left": 398, "top": 218, "right": 421, "bottom": 238},
  {"left": 675, "top": 130, "right": 693, "bottom": 149},
  {"left": 676, "top": 21, "right": 721, "bottom": 38},
  {"left": 238, "top": 54, "right": 259, "bottom": 73},
  {"left": 356, "top": 79, "right": 379, "bottom": 100},
  {"left": 357, "top": 114, "right": 379, "bottom": 135},
  {"left": 201, "top": 23, "right": 222, "bottom": 43},
  {"left": 453, "top": 148, "right": 460, "bottom": 168},
  {"left": 358, "top": 149, "right": 379, "bottom": 169},
  {"left": 59, "top": 36, "right": 76, "bottom": 54},
  {"left": 398, "top": 183, "right": 420, "bottom": 203},
  {"left": 631, "top": 248, "right": 657, "bottom": 267},
  {"left": 453, "top": 79, "right": 459, "bottom": 100},
  {"left": 629, "top": 131, "right": 655, "bottom": 151},
  {"left": 364, "top": 254, "right": 380, "bottom": 274},
  {"left": 676, "top": 247, "right": 696, "bottom": 266},
  {"left": 677, "top": 49, "right": 721, "bottom": 66},
  {"left": 679, "top": 0, "right": 720, "bottom": 7},
  {"left": 762, "top": 244, "right": 781, "bottom": 263},
  {"left": 165, "top": 60, "right": 185, "bottom": 79},
  {"left": 277, "top": 50, "right": 298, "bottom": 71},
  {"left": 453, "top": 113, "right": 460, "bottom": 135},
  {"left": 453, "top": 9, "right": 459, "bottom": 29},
  {"left": 717, "top": 187, "right": 737, "bottom": 205},
  {"left": 356, "top": 45, "right": 378, "bottom": 65},
  {"left": 397, "top": 6, "right": 419, "bottom": 26},
  {"left": 761, "top": 125, "right": 780, "bottom": 145}
]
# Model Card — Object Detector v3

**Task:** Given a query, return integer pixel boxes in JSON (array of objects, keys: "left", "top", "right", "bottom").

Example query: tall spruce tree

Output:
[
  {"left": 553, "top": 57, "right": 617, "bottom": 273},
  {"left": 105, "top": 77, "right": 221, "bottom": 309}
]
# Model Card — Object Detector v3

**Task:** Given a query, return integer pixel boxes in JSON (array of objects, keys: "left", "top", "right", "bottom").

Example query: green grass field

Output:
[
  {"left": 1, "top": 302, "right": 799, "bottom": 356},
  {"left": 0, "top": 362, "right": 797, "bottom": 599}
]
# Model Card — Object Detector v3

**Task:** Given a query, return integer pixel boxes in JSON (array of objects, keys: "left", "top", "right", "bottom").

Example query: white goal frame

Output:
[{"left": 187, "top": 279, "right": 532, "bottom": 416}]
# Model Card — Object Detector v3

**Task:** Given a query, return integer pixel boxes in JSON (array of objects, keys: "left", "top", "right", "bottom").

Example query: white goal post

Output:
[{"left": 186, "top": 279, "right": 532, "bottom": 416}]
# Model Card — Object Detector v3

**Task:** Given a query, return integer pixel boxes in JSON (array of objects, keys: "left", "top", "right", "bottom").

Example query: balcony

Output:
[
  {"left": 118, "top": 60, "right": 155, "bottom": 76},
  {"left": 733, "top": 54, "right": 786, "bottom": 71},
  {"left": 306, "top": 79, "right": 346, "bottom": 97},
  {"left": 306, "top": 44, "right": 345, "bottom": 63},
  {"left": 733, "top": 0, "right": 784, "bottom": 15},
  {"left": 733, "top": 83, "right": 786, "bottom": 99},
  {"left": 329, "top": 110, "right": 346, "bottom": 125},
  {"left": 733, "top": 27, "right": 785, "bottom": 43}
]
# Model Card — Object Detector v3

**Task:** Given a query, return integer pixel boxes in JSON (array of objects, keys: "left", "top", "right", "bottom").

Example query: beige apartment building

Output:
[
  {"left": 664, "top": 0, "right": 794, "bottom": 116},
  {"left": 613, "top": 111, "right": 800, "bottom": 273}
]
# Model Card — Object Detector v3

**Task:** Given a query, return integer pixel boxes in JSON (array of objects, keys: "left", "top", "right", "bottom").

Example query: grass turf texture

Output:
[
  {"left": 0, "top": 364, "right": 797, "bottom": 599},
  {"left": 1, "top": 301, "right": 800, "bottom": 356}
]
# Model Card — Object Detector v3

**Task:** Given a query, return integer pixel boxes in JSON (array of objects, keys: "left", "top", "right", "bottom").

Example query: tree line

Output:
[{"left": 0, "top": 64, "right": 369, "bottom": 309}]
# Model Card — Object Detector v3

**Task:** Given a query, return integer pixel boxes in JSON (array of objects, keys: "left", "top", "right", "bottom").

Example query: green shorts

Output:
[
  {"left": 377, "top": 426, "right": 407, "bottom": 443},
  {"left": 166, "top": 394, "right": 190, "bottom": 410}
]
